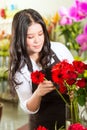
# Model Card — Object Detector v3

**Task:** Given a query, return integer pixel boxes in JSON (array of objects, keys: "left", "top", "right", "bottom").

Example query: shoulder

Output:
[
  {"left": 15, "top": 64, "right": 31, "bottom": 82},
  {"left": 50, "top": 41, "right": 74, "bottom": 63},
  {"left": 51, "top": 41, "right": 68, "bottom": 50}
]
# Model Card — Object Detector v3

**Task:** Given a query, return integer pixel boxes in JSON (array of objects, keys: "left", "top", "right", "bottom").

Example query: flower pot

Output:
[{"left": 0, "top": 102, "right": 3, "bottom": 121}]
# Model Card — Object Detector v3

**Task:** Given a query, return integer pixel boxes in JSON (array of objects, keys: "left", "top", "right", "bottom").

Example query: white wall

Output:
[{"left": 0, "top": 0, "right": 74, "bottom": 16}]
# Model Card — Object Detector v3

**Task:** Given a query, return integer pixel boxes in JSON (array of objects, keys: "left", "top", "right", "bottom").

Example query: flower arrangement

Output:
[
  {"left": 51, "top": 59, "right": 87, "bottom": 124},
  {"left": 31, "top": 59, "right": 87, "bottom": 128},
  {"left": 43, "top": 0, "right": 87, "bottom": 61},
  {"left": 58, "top": 0, "right": 87, "bottom": 59},
  {"left": 51, "top": 60, "right": 87, "bottom": 107}
]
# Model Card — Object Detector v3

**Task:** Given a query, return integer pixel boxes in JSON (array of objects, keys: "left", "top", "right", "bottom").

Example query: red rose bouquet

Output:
[
  {"left": 51, "top": 60, "right": 87, "bottom": 124},
  {"left": 31, "top": 60, "right": 87, "bottom": 127}
]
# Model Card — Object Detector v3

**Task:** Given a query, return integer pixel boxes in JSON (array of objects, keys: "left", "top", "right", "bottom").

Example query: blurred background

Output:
[{"left": 0, "top": 0, "right": 87, "bottom": 129}]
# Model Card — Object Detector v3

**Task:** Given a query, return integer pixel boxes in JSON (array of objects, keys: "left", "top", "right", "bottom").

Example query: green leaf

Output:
[{"left": 77, "top": 95, "right": 86, "bottom": 106}]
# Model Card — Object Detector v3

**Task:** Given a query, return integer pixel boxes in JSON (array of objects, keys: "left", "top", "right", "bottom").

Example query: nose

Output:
[{"left": 34, "top": 35, "right": 40, "bottom": 43}]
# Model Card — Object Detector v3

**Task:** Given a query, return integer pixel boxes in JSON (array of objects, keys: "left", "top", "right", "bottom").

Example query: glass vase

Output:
[
  {"left": 66, "top": 103, "right": 71, "bottom": 130},
  {"left": 65, "top": 100, "right": 80, "bottom": 130},
  {"left": 80, "top": 97, "right": 87, "bottom": 127}
]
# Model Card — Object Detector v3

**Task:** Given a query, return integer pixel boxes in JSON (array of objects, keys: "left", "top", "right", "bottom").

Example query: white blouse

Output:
[{"left": 15, "top": 41, "right": 74, "bottom": 114}]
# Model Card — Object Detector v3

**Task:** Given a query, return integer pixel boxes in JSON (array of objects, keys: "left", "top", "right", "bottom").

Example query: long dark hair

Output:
[{"left": 9, "top": 8, "right": 52, "bottom": 95}]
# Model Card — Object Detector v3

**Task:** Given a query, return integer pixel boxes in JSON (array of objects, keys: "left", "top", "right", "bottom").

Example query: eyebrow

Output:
[{"left": 27, "top": 30, "right": 43, "bottom": 35}]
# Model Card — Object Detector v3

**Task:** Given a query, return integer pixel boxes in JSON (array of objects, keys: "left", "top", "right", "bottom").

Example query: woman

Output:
[{"left": 9, "top": 9, "right": 74, "bottom": 130}]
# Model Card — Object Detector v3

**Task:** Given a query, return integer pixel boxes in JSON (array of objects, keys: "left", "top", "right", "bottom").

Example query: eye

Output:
[
  {"left": 27, "top": 35, "right": 34, "bottom": 39},
  {"left": 39, "top": 32, "right": 44, "bottom": 36}
]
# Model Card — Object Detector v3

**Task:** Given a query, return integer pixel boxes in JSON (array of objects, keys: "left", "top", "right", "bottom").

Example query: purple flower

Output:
[
  {"left": 59, "top": 16, "right": 72, "bottom": 25},
  {"left": 69, "top": 0, "right": 87, "bottom": 21},
  {"left": 76, "top": 24, "right": 87, "bottom": 51},
  {"left": 59, "top": 0, "right": 87, "bottom": 25},
  {"left": 59, "top": 7, "right": 73, "bottom": 25},
  {"left": 58, "top": 0, "right": 87, "bottom": 54},
  {"left": 83, "top": 24, "right": 87, "bottom": 34}
]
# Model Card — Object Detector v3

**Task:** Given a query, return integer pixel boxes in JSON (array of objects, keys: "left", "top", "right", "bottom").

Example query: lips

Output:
[{"left": 34, "top": 45, "right": 42, "bottom": 49}]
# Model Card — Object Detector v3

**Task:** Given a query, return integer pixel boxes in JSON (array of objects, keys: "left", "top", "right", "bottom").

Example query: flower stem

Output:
[
  {"left": 44, "top": 78, "right": 70, "bottom": 108},
  {"left": 55, "top": 87, "right": 69, "bottom": 107},
  {"left": 70, "top": 100, "right": 73, "bottom": 123}
]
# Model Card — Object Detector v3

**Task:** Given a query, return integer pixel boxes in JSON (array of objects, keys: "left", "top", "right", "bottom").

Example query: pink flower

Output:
[
  {"left": 59, "top": 7, "right": 72, "bottom": 25},
  {"left": 76, "top": 24, "right": 87, "bottom": 52},
  {"left": 69, "top": 0, "right": 87, "bottom": 21}
]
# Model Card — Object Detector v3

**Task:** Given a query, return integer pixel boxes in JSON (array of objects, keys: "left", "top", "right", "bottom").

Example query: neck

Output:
[{"left": 30, "top": 53, "right": 39, "bottom": 63}]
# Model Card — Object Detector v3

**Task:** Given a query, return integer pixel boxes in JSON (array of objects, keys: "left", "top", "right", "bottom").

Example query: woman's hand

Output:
[{"left": 35, "top": 80, "right": 55, "bottom": 96}]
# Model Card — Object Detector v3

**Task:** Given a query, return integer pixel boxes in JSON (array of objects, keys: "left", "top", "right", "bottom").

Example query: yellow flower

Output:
[
  {"left": 51, "top": 12, "right": 60, "bottom": 25},
  {"left": 43, "top": 17, "right": 49, "bottom": 26}
]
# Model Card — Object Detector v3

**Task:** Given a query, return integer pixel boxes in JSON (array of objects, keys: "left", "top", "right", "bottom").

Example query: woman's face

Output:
[{"left": 26, "top": 23, "right": 44, "bottom": 57}]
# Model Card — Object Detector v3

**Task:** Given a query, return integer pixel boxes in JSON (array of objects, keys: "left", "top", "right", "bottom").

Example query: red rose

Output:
[
  {"left": 68, "top": 123, "right": 85, "bottom": 130},
  {"left": 35, "top": 125, "right": 48, "bottom": 130},
  {"left": 76, "top": 78, "right": 86, "bottom": 88},
  {"left": 31, "top": 71, "right": 45, "bottom": 84},
  {"left": 73, "top": 60, "right": 86, "bottom": 74},
  {"left": 52, "top": 69, "right": 63, "bottom": 84},
  {"left": 59, "top": 83, "right": 67, "bottom": 94}
]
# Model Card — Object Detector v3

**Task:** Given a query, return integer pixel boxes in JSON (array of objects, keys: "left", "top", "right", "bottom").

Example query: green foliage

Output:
[
  {"left": 0, "top": 51, "right": 9, "bottom": 56},
  {"left": 58, "top": 22, "right": 83, "bottom": 52},
  {"left": 55, "top": 121, "right": 65, "bottom": 130},
  {"left": 0, "top": 67, "right": 8, "bottom": 80},
  {"left": 75, "top": 88, "right": 87, "bottom": 106}
]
